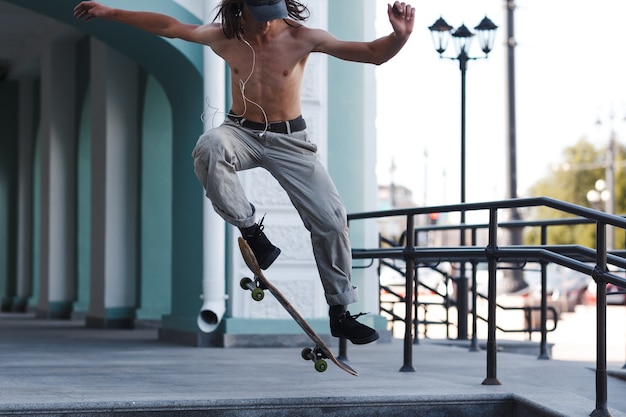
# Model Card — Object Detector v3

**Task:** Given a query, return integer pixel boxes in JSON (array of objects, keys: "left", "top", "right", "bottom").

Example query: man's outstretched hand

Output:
[
  {"left": 388, "top": 1, "right": 415, "bottom": 39},
  {"left": 74, "top": 1, "right": 112, "bottom": 22}
]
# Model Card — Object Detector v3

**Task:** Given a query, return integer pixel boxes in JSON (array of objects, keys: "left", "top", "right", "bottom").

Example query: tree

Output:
[{"left": 525, "top": 138, "right": 625, "bottom": 249}]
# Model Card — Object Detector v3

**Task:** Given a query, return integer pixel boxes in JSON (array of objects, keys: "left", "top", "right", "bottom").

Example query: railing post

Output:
[
  {"left": 400, "top": 214, "right": 416, "bottom": 372},
  {"left": 414, "top": 265, "right": 420, "bottom": 345},
  {"left": 623, "top": 304, "right": 626, "bottom": 370},
  {"left": 483, "top": 208, "right": 501, "bottom": 385},
  {"left": 469, "top": 228, "right": 480, "bottom": 352},
  {"left": 590, "top": 223, "right": 611, "bottom": 417},
  {"left": 337, "top": 337, "right": 348, "bottom": 362},
  {"left": 456, "top": 270, "right": 469, "bottom": 340},
  {"left": 457, "top": 223, "right": 469, "bottom": 340},
  {"left": 538, "top": 225, "right": 550, "bottom": 359}
]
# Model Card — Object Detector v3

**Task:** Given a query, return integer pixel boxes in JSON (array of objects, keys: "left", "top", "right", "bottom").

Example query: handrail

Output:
[
  {"left": 347, "top": 197, "right": 626, "bottom": 417},
  {"left": 379, "top": 261, "right": 453, "bottom": 339},
  {"left": 349, "top": 197, "right": 626, "bottom": 229}
]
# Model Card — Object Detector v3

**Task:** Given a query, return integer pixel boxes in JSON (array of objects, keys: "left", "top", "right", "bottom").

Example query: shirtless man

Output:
[{"left": 74, "top": 0, "right": 415, "bottom": 345}]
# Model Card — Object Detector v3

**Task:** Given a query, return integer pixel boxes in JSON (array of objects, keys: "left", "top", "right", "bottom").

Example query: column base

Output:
[
  {"left": 85, "top": 307, "right": 136, "bottom": 329},
  {"left": 35, "top": 301, "right": 73, "bottom": 319}
]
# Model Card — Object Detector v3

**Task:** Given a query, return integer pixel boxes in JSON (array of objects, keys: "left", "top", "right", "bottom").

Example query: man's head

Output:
[
  {"left": 244, "top": 0, "right": 288, "bottom": 22},
  {"left": 216, "top": 0, "right": 309, "bottom": 39}
]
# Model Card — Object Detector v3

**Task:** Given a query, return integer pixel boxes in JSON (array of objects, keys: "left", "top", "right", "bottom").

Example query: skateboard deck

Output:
[{"left": 237, "top": 237, "right": 358, "bottom": 377}]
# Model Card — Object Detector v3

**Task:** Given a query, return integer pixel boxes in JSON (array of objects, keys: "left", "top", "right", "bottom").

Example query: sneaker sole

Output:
[
  {"left": 259, "top": 247, "right": 281, "bottom": 270},
  {"left": 332, "top": 330, "right": 380, "bottom": 345}
]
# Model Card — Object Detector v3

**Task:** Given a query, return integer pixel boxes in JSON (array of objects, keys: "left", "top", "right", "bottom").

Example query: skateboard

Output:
[{"left": 237, "top": 237, "right": 358, "bottom": 377}]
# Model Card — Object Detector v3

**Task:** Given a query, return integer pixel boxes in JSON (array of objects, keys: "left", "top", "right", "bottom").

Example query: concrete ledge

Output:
[
  {"left": 3, "top": 313, "right": 623, "bottom": 417},
  {"left": 0, "top": 394, "right": 579, "bottom": 417}
]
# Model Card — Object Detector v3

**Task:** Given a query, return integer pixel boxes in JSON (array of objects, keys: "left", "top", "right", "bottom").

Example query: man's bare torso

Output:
[{"left": 209, "top": 19, "right": 313, "bottom": 124}]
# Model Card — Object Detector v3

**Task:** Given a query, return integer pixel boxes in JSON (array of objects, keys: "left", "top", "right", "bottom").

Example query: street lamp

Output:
[
  {"left": 594, "top": 109, "right": 624, "bottom": 251},
  {"left": 429, "top": 16, "right": 497, "bottom": 342},
  {"left": 429, "top": 15, "right": 498, "bottom": 217}
]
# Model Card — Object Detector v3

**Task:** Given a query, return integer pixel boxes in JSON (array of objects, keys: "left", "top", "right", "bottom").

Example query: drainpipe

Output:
[
  {"left": 197, "top": 0, "right": 227, "bottom": 333},
  {"left": 197, "top": 205, "right": 228, "bottom": 332}
]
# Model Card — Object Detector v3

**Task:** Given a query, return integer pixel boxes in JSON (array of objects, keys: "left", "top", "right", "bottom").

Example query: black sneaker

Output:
[
  {"left": 330, "top": 306, "right": 380, "bottom": 345},
  {"left": 240, "top": 217, "right": 281, "bottom": 270}
]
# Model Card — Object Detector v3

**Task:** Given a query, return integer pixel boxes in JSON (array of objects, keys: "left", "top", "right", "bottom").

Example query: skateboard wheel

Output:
[
  {"left": 240, "top": 277, "right": 253, "bottom": 290},
  {"left": 251, "top": 288, "right": 265, "bottom": 301},
  {"left": 314, "top": 359, "right": 328, "bottom": 373},
  {"left": 301, "top": 348, "right": 314, "bottom": 361}
]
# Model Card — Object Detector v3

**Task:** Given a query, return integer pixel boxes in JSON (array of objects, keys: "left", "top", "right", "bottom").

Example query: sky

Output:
[{"left": 374, "top": 0, "right": 626, "bottom": 207}]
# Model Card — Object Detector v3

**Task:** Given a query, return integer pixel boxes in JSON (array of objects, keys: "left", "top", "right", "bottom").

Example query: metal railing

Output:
[
  {"left": 379, "top": 259, "right": 560, "bottom": 343},
  {"left": 346, "top": 197, "right": 626, "bottom": 417},
  {"left": 473, "top": 291, "right": 559, "bottom": 338},
  {"left": 379, "top": 261, "right": 455, "bottom": 340}
]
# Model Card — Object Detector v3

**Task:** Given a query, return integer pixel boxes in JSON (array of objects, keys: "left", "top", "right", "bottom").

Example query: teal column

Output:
[
  {"left": 0, "top": 81, "right": 19, "bottom": 311},
  {"left": 328, "top": 0, "right": 368, "bottom": 210},
  {"left": 137, "top": 74, "right": 173, "bottom": 320},
  {"left": 75, "top": 37, "right": 92, "bottom": 314},
  {"left": 37, "top": 41, "right": 77, "bottom": 319},
  {"left": 30, "top": 97, "right": 41, "bottom": 311},
  {"left": 158, "top": 73, "right": 205, "bottom": 345},
  {"left": 87, "top": 39, "right": 139, "bottom": 328},
  {"left": 327, "top": 0, "right": 385, "bottom": 330},
  {"left": 14, "top": 79, "right": 37, "bottom": 312}
]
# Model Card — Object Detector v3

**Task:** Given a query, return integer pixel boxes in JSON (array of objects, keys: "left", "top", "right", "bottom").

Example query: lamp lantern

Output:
[
  {"left": 474, "top": 16, "right": 498, "bottom": 54},
  {"left": 428, "top": 17, "right": 453, "bottom": 55},
  {"left": 451, "top": 23, "right": 474, "bottom": 56}
]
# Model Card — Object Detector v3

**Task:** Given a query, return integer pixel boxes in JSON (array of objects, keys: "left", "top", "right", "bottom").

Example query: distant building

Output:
[{"left": 377, "top": 183, "right": 416, "bottom": 211}]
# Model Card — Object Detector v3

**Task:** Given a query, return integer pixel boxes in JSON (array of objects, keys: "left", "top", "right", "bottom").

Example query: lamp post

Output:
[
  {"left": 429, "top": 16, "right": 497, "bottom": 341},
  {"left": 595, "top": 110, "right": 621, "bottom": 251},
  {"left": 428, "top": 16, "right": 498, "bottom": 219}
]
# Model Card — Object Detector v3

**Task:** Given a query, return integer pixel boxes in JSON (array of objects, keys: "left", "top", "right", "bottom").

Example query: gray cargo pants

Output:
[{"left": 191, "top": 118, "right": 358, "bottom": 306}]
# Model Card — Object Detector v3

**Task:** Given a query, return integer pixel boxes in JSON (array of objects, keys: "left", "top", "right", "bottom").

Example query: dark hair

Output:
[{"left": 213, "top": 0, "right": 310, "bottom": 39}]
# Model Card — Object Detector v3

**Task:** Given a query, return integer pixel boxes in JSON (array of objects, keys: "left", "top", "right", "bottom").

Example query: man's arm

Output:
[
  {"left": 311, "top": 1, "right": 415, "bottom": 65},
  {"left": 73, "top": 1, "right": 220, "bottom": 45}
]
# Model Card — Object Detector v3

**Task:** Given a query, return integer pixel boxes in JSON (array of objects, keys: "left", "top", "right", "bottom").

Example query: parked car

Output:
[
  {"left": 475, "top": 263, "right": 590, "bottom": 312},
  {"left": 524, "top": 264, "right": 591, "bottom": 311}
]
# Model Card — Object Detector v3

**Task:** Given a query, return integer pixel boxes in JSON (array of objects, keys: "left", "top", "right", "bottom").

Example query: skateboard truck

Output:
[
  {"left": 240, "top": 277, "right": 267, "bottom": 301},
  {"left": 301, "top": 346, "right": 330, "bottom": 373}
]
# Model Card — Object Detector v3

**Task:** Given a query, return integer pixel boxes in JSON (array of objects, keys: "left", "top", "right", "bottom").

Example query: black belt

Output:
[{"left": 227, "top": 114, "right": 306, "bottom": 134}]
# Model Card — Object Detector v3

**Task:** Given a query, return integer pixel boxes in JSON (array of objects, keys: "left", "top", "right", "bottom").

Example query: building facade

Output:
[{"left": 0, "top": 0, "right": 384, "bottom": 346}]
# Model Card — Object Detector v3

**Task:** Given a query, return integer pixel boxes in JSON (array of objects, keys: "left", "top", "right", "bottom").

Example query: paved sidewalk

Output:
[{"left": 0, "top": 311, "right": 625, "bottom": 416}]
